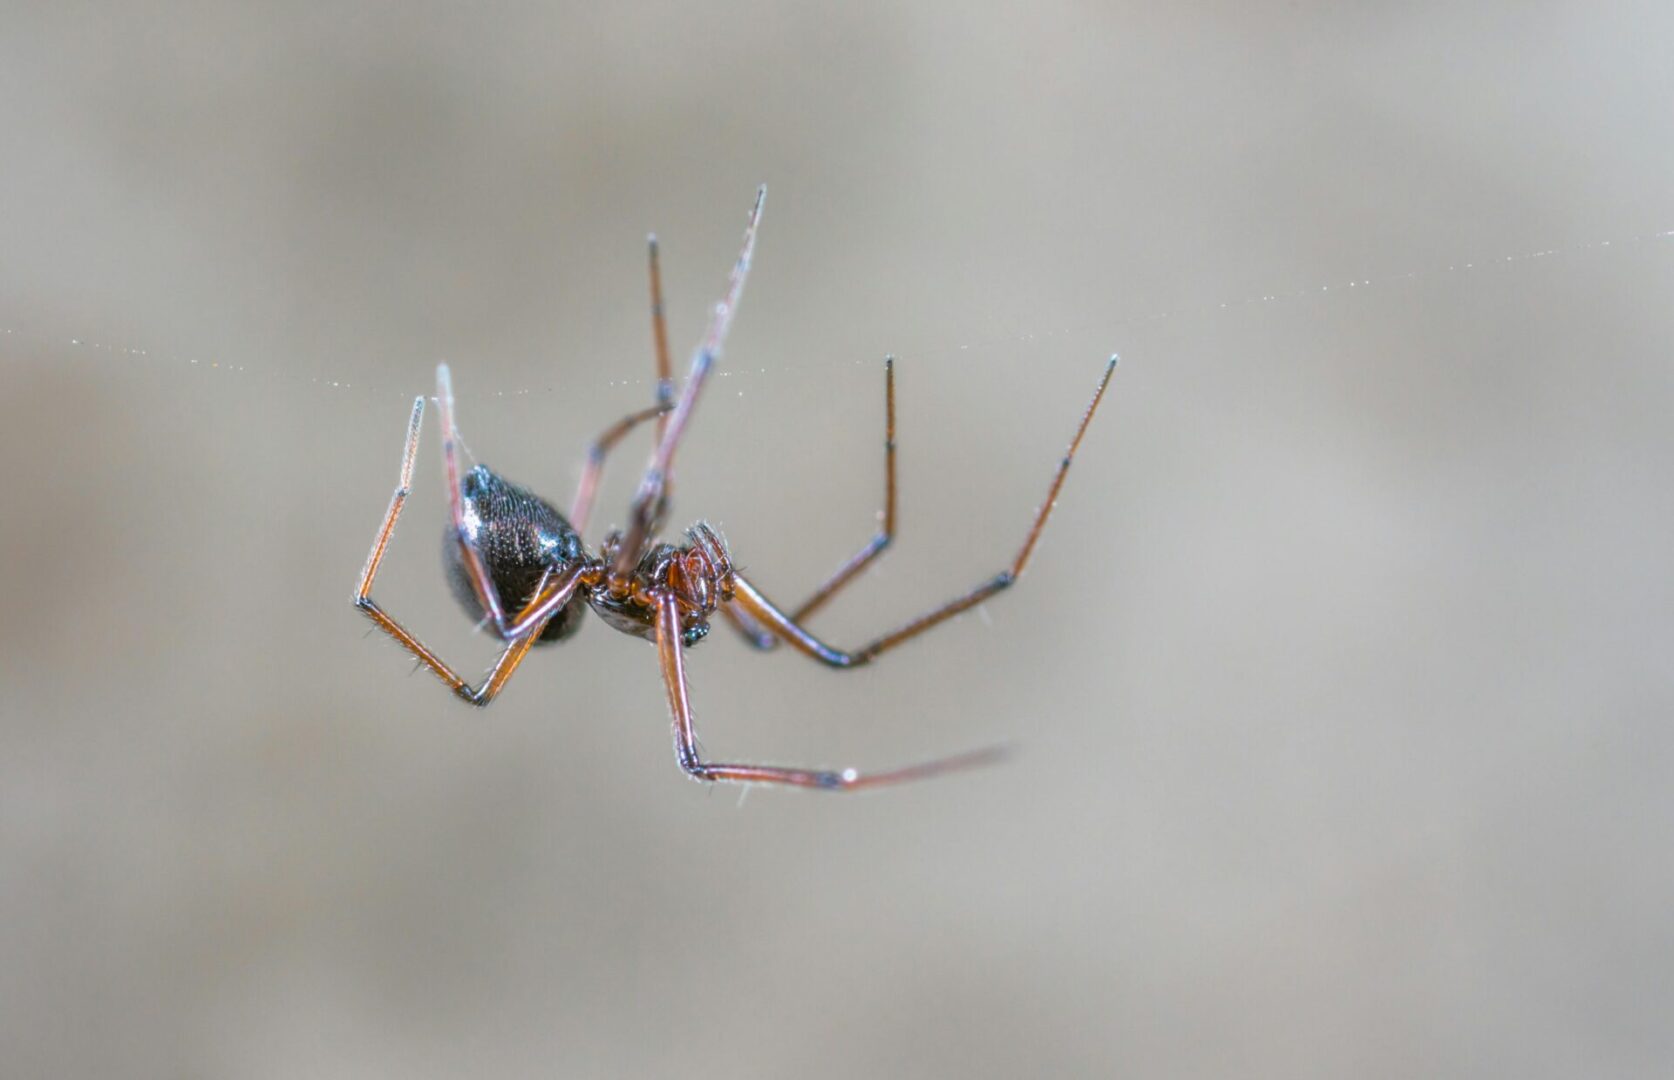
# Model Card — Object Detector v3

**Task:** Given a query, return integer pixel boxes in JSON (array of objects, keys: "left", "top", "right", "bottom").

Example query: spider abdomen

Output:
[{"left": 442, "top": 465, "right": 589, "bottom": 643}]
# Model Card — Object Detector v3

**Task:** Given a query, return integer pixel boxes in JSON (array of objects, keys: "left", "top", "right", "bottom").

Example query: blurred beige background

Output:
[{"left": 3, "top": 3, "right": 1672, "bottom": 1077}]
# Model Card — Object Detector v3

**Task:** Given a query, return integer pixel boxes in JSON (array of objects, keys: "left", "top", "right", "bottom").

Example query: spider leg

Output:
[
  {"left": 724, "top": 355, "right": 1118, "bottom": 669},
  {"left": 789, "top": 354, "right": 898, "bottom": 620},
  {"left": 353, "top": 394, "right": 583, "bottom": 704},
  {"left": 434, "top": 362, "right": 514, "bottom": 636},
  {"left": 721, "top": 355, "right": 897, "bottom": 651},
  {"left": 655, "top": 595, "right": 1004, "bottom": 790},
  {"left": 568, "top": 231, "right": 686, "bottom": 540},
  {"left": 357, "top": 586, "right": 558, "bottom": 706},
  {"left": 568, "top": 402, "right": 670, "bottom": 538},
  {"left": 648, "top": 232, "right": 674, "bottom": 442},
  {"left": 355, "top": 395, "right": 427, "bottom": 616},
  {"left": 612, "top": 185, "right": 766, "bottom": 580},
  {"left": 719, "top": 601, "right": 779, "bottom": 650}
]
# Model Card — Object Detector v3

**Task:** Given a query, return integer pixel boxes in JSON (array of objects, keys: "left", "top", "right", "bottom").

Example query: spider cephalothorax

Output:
[
  {"left": 354, "top": 186, "right": 1117, "bottom": 790},
  {"left": 590, "top": 523, "right": 732, "bottom": 647}
]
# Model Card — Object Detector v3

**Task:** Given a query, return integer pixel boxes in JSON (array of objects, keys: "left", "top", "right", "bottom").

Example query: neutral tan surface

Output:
[{"left": 3, "top": 5, "right": 1672, "bottom": 1077}]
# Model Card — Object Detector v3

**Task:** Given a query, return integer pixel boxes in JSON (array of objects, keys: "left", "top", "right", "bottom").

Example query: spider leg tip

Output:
[{"left": 964, "top": 741, "right": 1018, "bottom": 768}]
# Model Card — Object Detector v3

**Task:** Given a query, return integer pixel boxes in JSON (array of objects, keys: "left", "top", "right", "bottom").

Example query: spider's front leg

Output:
[
  {"left": 722, "top": 356, "right": 1118, "bottom": 670},
  {"left": 352, "top": 394, "right": 582, "bottom": 705},
  {"left": 720, "top": 355, "right": 898, "bottom": 652},
  {"left": 567, "top": 230, "right": 687, "bottom": 539},
  {"left": 568, "top": 402, "right": 669, "bottom": 538},
  {"left": 654, "top": 595, "right": 1003, "bottom": 790},
  {"left": 612, "top": 186, "right": 765, "bottom": 580}
]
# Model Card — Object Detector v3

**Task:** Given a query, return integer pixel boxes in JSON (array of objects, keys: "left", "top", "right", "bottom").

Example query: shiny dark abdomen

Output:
[{"left": 441, "top": 465, "right": 588, "bottom": 644}]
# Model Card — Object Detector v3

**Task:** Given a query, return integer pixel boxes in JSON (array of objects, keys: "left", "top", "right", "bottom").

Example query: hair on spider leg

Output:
[{"left": 352, "top": 186, "right": 1119, "bottom": 791}]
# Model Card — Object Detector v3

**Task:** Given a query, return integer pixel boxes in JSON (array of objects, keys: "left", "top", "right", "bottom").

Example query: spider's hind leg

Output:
[
  {"left": 354, "top": 394, "right": 427, "bottom": 614},
  {"left": 435, "top": 362, "right": 528, "bottom": 637},
  {"left": 353, "top": 392, "right": 584, "bottom": 705}
]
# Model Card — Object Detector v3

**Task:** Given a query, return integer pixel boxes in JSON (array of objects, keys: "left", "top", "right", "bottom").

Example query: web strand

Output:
[{"left": 3, "top": 224, "right": 1669, "bottom": 400}]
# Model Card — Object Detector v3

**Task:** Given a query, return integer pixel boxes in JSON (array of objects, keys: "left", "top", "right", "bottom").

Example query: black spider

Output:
[{"left": 354, "top": 187, "right": 1117, "bottom": 790}]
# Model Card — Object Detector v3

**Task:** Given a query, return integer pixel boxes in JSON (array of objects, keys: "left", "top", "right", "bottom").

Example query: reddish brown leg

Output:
[
  {"left": 613, "top": 186, "right": 766, "bottom": 580},
  {"left": 648, "top": 233, "right": 674, "bottom": 443},
  {"left": 353, "top": 394, "right": 583, "bottom": 704},
  {"left": 569, "top": 235, "right": 684, "bottom": 539},
  {"left": 356, "top": 584, "right": 563, "bottom": 706},
  {"left": 722, "top": 355, "right": 897, "bottom": 651},
  {"left": 434, "top": 362, "right": 513, "bottom": 635},
  {"left": 788, "top": 355, "right": 898, "bottom": 622},
  {"left": 568, "top": 403, "right": 670, "bottom": 538},
  {"left": 726, "top": 355, "right": 1118, "bottom": 668},
  {"left": 719, "top": 601, "right": 779, "bottom": 651},
  {"left": 655, "top": 596, "right": 1003, "bottom": 790}
]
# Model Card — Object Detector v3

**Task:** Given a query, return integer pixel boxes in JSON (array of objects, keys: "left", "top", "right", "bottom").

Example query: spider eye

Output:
[{"left": 681, "top": 622, "right": 710, "bottom": 648}]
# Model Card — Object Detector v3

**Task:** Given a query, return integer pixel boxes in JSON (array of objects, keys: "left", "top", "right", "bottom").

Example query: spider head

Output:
[
  {"left": 665, "top": 522, "right": 732, "bottom": 617},
  {"left": 667, "top": 547, "right": 718, "bottom": 614}
]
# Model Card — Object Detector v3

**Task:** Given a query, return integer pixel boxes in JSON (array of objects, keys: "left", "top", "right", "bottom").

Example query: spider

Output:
[{"left": 353, "top": 186, "right": 1117, "bottom": 791}]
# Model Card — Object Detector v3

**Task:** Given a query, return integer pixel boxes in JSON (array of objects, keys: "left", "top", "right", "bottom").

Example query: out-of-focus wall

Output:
[{"left": 2, "top": 5, "right": 1671, "bottom": 1077}]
